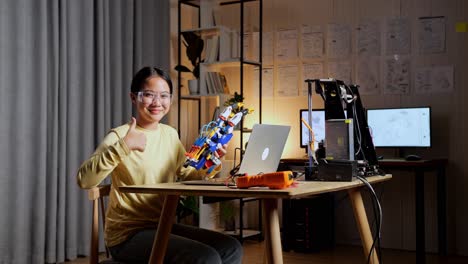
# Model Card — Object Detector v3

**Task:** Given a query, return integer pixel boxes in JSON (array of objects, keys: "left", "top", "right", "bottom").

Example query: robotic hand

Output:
[{"left": 184, "top": 103, "right": 253, "bottom": 174}]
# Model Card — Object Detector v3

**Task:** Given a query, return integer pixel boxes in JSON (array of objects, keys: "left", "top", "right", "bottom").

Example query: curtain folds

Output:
[{"left": 0, "top": 0, "right": 169, "bottom": 263}]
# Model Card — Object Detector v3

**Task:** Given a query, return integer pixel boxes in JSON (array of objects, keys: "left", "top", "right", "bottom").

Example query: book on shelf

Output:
[
  {"left": 204, "top": 72, "right": 230, "bottom": 95},
  {"left": 205, "top": 35, "right": 219, "bottom": 63},
  {"left": 219, "top": 73, "right": 230, "bottom": 94},
  {"left": 200, "top": 0, "right": 216, "bottom": 28},
  {"left": 203, "top": 26, "right": 235, "bottom": 63}
]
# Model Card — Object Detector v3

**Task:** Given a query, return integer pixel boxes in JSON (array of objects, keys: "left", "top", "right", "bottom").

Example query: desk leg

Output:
[
  {"left": 148, "top": 195, "right": 179, "bottom": 264},
  {"left": 262, "top": 198, "right": 283, "bottom": 264},
  {"left": 348, "top": 188, "right": 379, "bottom": 264},
  {"left": 437, "top": 166, "right": 447, "bottom": 255},
  {"left": 415, "top": 169, "right": 425, "bottom": 264}
]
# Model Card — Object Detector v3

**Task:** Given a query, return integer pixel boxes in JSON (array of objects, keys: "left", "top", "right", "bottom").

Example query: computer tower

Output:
[{"left": 282, "top": 194, "right": 335, "bottom": 252}]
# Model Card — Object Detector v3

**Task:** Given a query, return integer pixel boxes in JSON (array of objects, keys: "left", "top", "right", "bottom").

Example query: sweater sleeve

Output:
[{"left": 77, "top": 130, "right": 131, "bottom": 189}]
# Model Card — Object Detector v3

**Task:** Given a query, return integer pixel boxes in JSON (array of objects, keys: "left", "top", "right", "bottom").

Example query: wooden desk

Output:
[
  {"left": 120, "top": 175, "right": 391, "bottom": 264},
  {"left": 379, "top": 159, "right": 448, "bottom": 264}
]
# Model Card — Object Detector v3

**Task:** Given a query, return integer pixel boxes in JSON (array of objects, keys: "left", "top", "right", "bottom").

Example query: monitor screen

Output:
[
  {"left": 366, "top": 107, "right": 431, "bottom": 147},
  {"left": 300, "top": 109, "right": 326, "bottom": 151}
]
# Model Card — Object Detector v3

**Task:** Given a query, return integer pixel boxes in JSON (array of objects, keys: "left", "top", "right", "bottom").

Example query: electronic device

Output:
[
  {"left": 300, "top": 109, "right": 325, "bottom": 151},
  {"left": 300, "top": 109, "right": 347, "bottom": 151},
  {"left": 184, "top": 103, "right": 253, "bottom": 173},
  {"left": 307, "top": 79, "right": 379, "bottom": 177},
  {"left": 325, "top": 119, "right": 354, "bottom": 161},
  {"left": 317, "top": 159, "right": 357, "bottom": 182},
  {"left": 236, "top": 171, "right": 294, "bottom": 189},
  {"left": 282, "top": 194, "right": 335, "bottom": 252},
  {"left": 366, "top": 107, "right": 431, "bottom": 148},
  {"left": 405, "top": 154, "right": 422, "bottom": 161},
  {"left": 238, "top": 124, "right": 291, "bottom": 175}
]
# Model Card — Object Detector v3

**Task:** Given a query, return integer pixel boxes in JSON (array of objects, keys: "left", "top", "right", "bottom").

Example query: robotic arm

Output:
[{"left": 184, "top": 103, "right": 254, "bottom": 174}]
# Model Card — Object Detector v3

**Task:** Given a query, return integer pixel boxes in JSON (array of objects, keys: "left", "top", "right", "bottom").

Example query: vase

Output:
[{"left": 188, "top": 79, "right": 199, "bottom": 95}]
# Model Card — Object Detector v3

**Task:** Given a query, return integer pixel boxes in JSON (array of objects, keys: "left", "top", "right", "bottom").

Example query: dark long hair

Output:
[{"left": 130, "top": 67, "right": 173, "bottom": 94}]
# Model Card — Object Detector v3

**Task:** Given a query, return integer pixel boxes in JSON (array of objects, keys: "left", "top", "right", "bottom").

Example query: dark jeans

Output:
[{"left": 109, "top": 223, "right": 243, "bottom": 264}]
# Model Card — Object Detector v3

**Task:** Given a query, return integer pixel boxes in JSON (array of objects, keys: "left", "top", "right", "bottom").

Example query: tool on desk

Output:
[{"left": 235, "top": 171, "right": 295, "bottom": 189}]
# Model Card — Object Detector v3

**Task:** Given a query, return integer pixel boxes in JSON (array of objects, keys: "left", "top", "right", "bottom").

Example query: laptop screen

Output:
[{"left": 238, "top": 124, "right": 291, "bottom": 175}]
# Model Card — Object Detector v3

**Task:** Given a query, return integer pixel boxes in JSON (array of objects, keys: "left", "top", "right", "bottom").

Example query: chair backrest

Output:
[{"left": 88, "top": 184, "right": 111, "bottom": 264}]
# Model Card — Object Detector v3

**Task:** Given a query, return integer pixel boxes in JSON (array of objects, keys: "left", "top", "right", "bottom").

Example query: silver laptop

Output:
[
  {"left": 238, "top": 124, "right": 291, "bottom": 175},
  {"left": 182, "top": 124, "right": 290, "bottom": 185}
]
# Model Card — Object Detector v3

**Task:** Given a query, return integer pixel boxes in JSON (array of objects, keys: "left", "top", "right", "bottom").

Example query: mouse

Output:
[{"left": 405, "top": 154, "right": 422, "bottom": 161}]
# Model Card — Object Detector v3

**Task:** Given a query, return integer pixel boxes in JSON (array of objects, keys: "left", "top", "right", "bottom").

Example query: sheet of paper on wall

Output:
[
  {"left": 415, "top": 65, "right": 453, "bottom": 94},
  {"left": 263, "top": 32, "right": 274, "bottom": 65},
  {"left": 275, "top": 29, "right": 298, "bottom": 61},
  {"left": 357, "top": 19, "right": 381, "bottom": 56},
  {"left": 328, "top": 61, "right": 351, "bottom": 84},
  {"left": 386, "top": 17, "right": 411, "bottom": 55},
  {"left": 302, "top": 63, "right": 324, "bottom": 96},
  {"left": 301, "top": 25, "right": 324, "bottom": 58},
  {"left": 251, "top": 32, "right": 274, "bottom": 65},
  {"left": 277, "top": 65, "right": 298, "bottom": 97},
  {"left": 253, "top": 67, "right": 274, "bottom": 98},
  {"left": 243, "top": 32, "right": 251, "bottom": 60},
  {"left": 384, "top": 57, "right": 410, "bottom": 94},
  {"left": 357, "top": 57, "right": 380, "bottom": 95},
  {"left": 418, "top": 16, "right": 446, "bottom": 54},
  {"left": 327, "top": 23, "right": 351, "bottom": 58}
]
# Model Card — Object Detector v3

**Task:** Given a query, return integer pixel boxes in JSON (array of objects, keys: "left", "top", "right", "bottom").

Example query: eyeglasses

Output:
[{"left": 136, "top": 91, "right": 172, "bottom": 104}]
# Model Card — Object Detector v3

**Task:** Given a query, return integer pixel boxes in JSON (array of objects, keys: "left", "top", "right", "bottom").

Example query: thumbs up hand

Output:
[{"left": 123, "top": 117, "right": 147, "bottom": 152}]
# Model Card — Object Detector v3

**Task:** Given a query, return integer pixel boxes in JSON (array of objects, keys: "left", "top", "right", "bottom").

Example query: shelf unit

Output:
[{"left": 176, "top": 0, "right": 263, "bottom": 243}]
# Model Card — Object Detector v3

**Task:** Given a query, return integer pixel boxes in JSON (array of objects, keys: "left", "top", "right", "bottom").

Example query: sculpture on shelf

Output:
[{"left": 184, "top": 102, "right": 254, "bottom": 174}]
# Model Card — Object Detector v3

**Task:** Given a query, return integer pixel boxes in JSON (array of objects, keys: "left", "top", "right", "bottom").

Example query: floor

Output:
[{"left": 64, "top": 240, "right": 468, "bottom": 264}]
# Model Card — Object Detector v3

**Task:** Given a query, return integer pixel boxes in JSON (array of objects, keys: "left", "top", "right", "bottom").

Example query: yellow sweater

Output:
[{"left": 77, "top": 123, "right": 218, "bottom": 247}]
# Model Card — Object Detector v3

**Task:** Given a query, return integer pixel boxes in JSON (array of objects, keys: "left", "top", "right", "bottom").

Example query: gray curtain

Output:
[{"left": 0, "top": 0, "right": 170, "bottom": 263}]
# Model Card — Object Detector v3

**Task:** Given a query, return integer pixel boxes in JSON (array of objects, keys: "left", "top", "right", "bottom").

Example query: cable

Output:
[
  {"left": 356, "top": 175, "right": 383, "bottom": 264},
  {"left": 360, "top": 177, "right": 381, "bottom": 264}
]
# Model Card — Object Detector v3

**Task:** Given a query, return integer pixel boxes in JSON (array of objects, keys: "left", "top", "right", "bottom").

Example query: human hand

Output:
[
  {"left": 123, "top": 117, "right": 147, "bottom": 152},
  {"left": 215, "top": 144, "right": 228, "bottom": 159}
]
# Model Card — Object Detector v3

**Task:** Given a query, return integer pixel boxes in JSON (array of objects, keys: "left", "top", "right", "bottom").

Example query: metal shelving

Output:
[{"left": 176, "top": 0, "right": 263, "bottom": 243}]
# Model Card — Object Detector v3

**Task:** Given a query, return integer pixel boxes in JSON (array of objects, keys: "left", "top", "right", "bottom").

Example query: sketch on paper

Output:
[
  {"left": 276, "top": 29, "right": 298, "bottom": 61},
  {"left": 415, "top": 65, "right": 453, "bottom": 93},
  {"left": 357, "top": 57, "right": 380, "bottom": 95},
  {"left": 252, "top": 32, "right": 274, "bottom": 65},
  {"left": 253, "top": 67, "right": 274, "bottom": 98},
  {"left": 301, "top": 25, "right": 324, "bottom": 58},
  {"left": 418, "top": 16, "right": 446, "bottom": 54},
  {"left": 277, "top": 65, "right": 299, "bottom": 97},
  {"left": 302, "top": 63, "right": 324, "bottom": 96},
  {"left": 386, "top": 17, "right": 411, "bottom": 55},
  {"left": 384, "top": 57, "right": 410, "bottom": 94},
  {"left": 327, "top": 23, "right": 351, "bottom": 58},
  {"left": 357, "top": 19, "right": 381, "bottom": 56},
  {"left": 328, "top": 61, "right": 352, "bottom": 84}
]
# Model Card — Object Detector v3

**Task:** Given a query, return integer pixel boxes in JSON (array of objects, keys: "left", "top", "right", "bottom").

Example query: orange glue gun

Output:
[{"left": 235, "top": 171, "right": 294, "bottom": 189}]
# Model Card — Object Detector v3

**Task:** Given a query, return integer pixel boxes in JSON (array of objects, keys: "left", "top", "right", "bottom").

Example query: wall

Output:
[{"left": 170, "top": 0, "right": 468, "bottom": 255}]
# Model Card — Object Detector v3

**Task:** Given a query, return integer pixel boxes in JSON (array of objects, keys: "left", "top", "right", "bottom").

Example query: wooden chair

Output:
[{"left": 88, "top": 184, "right": 122, "bottom": 264}]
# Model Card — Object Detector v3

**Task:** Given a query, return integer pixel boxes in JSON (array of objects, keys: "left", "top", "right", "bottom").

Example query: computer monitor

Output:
[
  {"left": 366, "top": 107, "right": 431, "bottom": 148},
  {"left": 300, "top": 109, "right": 326, "bottom": 151}
]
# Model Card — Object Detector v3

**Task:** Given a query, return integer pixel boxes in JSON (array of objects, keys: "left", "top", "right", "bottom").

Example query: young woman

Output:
[{"left": 77, "top": 67, "right": 242, "bottom": 263}]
